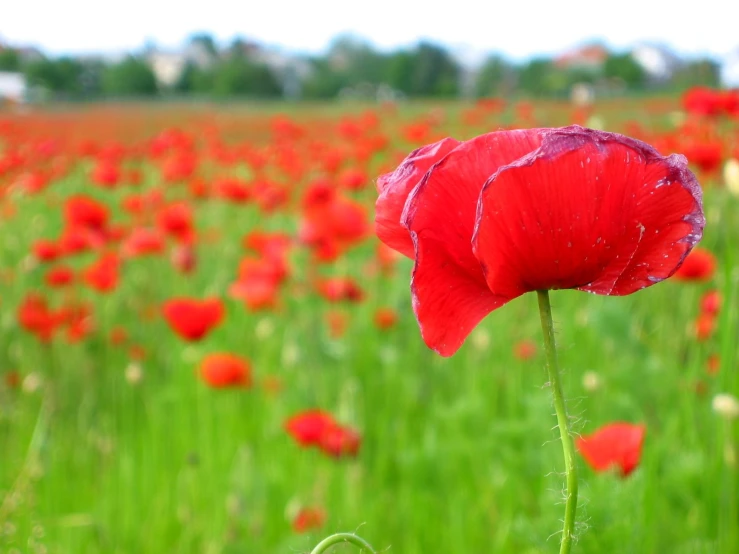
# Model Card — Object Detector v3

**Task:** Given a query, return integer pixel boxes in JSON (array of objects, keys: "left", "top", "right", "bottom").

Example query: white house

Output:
[
  {"left": 0, "top": 71, "right": 26, "bottom": 103},
  {"left": 721, "top": 50, "right": 739, "bottom": 87}
]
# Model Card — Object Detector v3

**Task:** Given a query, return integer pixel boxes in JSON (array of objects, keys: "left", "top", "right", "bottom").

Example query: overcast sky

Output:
[{"left": 3, "top": 0, "right": 737, "bottom": 63}]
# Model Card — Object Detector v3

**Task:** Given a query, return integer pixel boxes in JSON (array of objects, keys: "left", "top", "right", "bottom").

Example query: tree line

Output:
[{"left": 0, "top": 34, "right": 723, "bottom": 101}]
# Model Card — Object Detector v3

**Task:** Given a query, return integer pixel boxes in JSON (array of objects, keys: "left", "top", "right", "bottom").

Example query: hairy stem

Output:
[
  {"left": 537, "top": 290, "right": 579, "bottom": 554},
  {"left": 310, "top": 532, "right": 377, "bottom": 554}
]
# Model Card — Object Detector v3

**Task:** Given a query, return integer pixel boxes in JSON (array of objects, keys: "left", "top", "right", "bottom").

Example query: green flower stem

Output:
[
  {"left": 310, "top": 532, "right": 377, "bottom": 554},
  {"left": 537, "top": 290, "right": 579, "bottom": 554}
]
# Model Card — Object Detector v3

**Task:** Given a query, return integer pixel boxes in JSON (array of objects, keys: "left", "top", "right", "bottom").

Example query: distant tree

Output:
[
  {"left": 410, "top": 41, "right": 459, "bottom": 96},
  {"left": 211, "top": 57, "right": 281, "bottom": 97},
  {"left": 188, "top": 33, "right": 219, "bottom": 57},
  {"left": 517, "top": 58, "right": 557, "bottom": 96},
  {"left": 302, "top": 58, "right": 346, "bottom": 99},
  {"left": 24, "top": 57, "right": 84, "bottom": 95},
  {"left": 475, "top": 55, "right": 514, "bottom": 97},
  {"left": 386, "top": 50, "right": 415, "bottom": 94},
  {"left": 0, "top": 49, "right": 20, "bottom": 72},
  {"left": 326, "top": 35, "right": 388, "bottom": 86},
  {"left": 604, "top": 53, "right": 646, "bottom": 88},
  {"left": 78, "top": 60, "right": 105, "bottom": 96},
  {"left": 102, "top": 57, "right": 158, "bottom": 96},
  {"left": 671, "top": 58, "right": 721, "bottom": 89}
]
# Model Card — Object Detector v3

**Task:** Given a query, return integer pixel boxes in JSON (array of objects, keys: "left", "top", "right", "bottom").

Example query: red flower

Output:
[
  {"left": 513, "top": 339, "right": 537, "bottom": 361},
  {"left": 285, "top": 410, "right": 336, "bottom": 447},
  {"left": 157, "top": 202, "right": 194, "bottom": 243},
  {"left": 317, "top": 277, "right": 364, "bottom": 303},
  {"left": 199, "top": 353, "right": 251, "bottom": 388},
  {"left": 694, "top": 313, "right": 716, "bottom": 341},
  {"left": 122, "top": 228, "right": 166, "bottom": 258},
  {"left": 285, "top": 410, "right": 361, "bottom": 458},
  {"left": 577, "top": 422, "right": 645, "bottom": 477},
  {"left": 700, "top": 289, "right": 721, "bottom": 315},
  {"left": 162, "top": 297, "right": 224, "bottom": 342},
  {"left": 373, "top": 307, "right": 398, "bottom": 330},
  {"left": 376, "top": 126, "right": 704, "bottom": 356},
  {"left": 292, "top": 507, "right": 326, "bottom": 533},
  {"left": 64, "top": 195, "right": 109, "bottom": 232},
  {"left": 318, "top": 425, "right": 361, "bottom": 458},
  {"left": 32, "top": 240, "right": 60, "bottom": 263},
  {"left": 673, "top": 247, "right": 716, "bottom": 282},
  {"left": 83, "top": 252, "right": 120, "bottom": 292},
  {"left": 45, "top": 265, "right": 75, "bottom": 288}
]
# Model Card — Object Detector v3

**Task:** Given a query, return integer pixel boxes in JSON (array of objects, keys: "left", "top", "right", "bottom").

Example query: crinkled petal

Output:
[
  {"left": 473, "top": 126, "right": 704, "bottom": 298},
  {"left": 375, "top": 138, "right": 460, "bottom": 258},
  {"left": 403, "top": 129, "right": 545, "bottom": 356}
]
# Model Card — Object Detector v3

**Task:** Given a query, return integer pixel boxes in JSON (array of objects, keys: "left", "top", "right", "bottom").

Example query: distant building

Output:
[
  {"left": 0, "top": 71, "right": 26, "bottom": 103},
  {"left": 631, "top": 44, "right": 680, "bottom": 82},
  {"left": 722, "top": 50, "right": 739, "bottom": 87},
  {"left": 555, "top": 44, "right": 609, "bottom": 71},
  {"left": 148, "top": 52, "right": 186, "bottom": 88}
]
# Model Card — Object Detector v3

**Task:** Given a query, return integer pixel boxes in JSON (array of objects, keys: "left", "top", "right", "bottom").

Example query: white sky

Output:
[{"left": 2, "top": 0, "right": 737, "bottom": 62}]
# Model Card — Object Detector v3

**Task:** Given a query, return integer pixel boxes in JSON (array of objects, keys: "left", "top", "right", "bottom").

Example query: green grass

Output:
[{"left": 0, "top": 101, "right": 737, "bottom": 553}]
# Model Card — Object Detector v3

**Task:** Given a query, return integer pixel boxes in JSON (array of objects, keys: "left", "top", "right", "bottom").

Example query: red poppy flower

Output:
[
  {"left": 694, "top": 313, "right": 716, "bottom": 341},
  {"left": 317, "top": 277, "right": 364, "bottom": 303},
  {"left": 32, "top": 239, "right": 60, "bottom": 263},
  {"left": 373, "top": 307, "right": 398, "bottom": 330},
  {"left": 285, "top": 410, "right": 337, "bottom": 447},
  {"left": 577, "top": 422, "right": 645, "bottom": 477},
  {"left": 64, "top": 195, "right": 109, "bottom": 232},
  {"left": 122, "top": 228, "right": 166, "bottom": 258},
  {"left": 45, "top": 265, "right": 75, "bottom": 288},
  {"left": 700, "top": 289, "right": 721, "bottom": 315},
  {"left": 199, "top": 353, "right": 252, "bottom": 388},
  {"left": 17, "top": 292, "right": 59, "bottom": 342},
  {"left": 673, "top": 247, "right": 716, "bottom": 282},
  {"left": 157, "top": 202, "right": 194, "bottom": 243},
  {"left": 162, "top": 297, "right": 225, "bottom": 342},
  {"left": 83, "top": 252, "right": 120, "bottom": 292},
  {"left": 292, "top": 507, "right": 326, "bottom": 533},
  {"left": 513, "top": 340, "right": 537, "bottom": 361},
  {"left": 376, "top": 126, "right": 704, "bottom": 356},
  {"left": 318, "top": 425, "right": 361, "bottom": 458}
]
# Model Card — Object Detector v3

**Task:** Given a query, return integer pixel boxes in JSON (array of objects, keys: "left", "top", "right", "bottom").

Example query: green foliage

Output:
[
  {"left": 211, "top": 57, "right": 282, "bottom": 98},
  {"left": 0, "top": 49, "right": 21, "bottom": 71},
  {"left": 102, "top": 56, "right": 158, "bottom": 96},
  {"left": 23, "top": 57, "right": 84, "bottom": 95},
  {"left": 604, "top": 53, "right": 646, "bottom": 88},
  {"left": 474, "top": 55, "right": 513, "bottom": 97},
  {"left": 672, "top": 58, "right": 721, "bottom": 89}
]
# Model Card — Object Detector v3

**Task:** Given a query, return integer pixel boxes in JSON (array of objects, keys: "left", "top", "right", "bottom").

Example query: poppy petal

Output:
[
  {"left": 375, "top": 138, "right": 460, "bottom": 259},
  {"left": 577, "top": 422, "right": 646, "bottom": 477},
  {"left": 473, "top": 126, "right": 704, "bottom": 297},
  {"left": 403, "top": 129, "right": 545, "bottom": 356}
]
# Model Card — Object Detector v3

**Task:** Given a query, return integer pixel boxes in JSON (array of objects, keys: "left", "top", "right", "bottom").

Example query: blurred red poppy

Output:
[
  {"left": 377, "top": 126, "right": 704, "bottom": 356},
  {"left": 292, "top": 507, "right": 326, "bottom": 533},
  {"left": 162, "top": 297, "right": 225, "bottom": 342},
  {"left": 577, "top": 422, "right": 645, "bottom": 477},
  {"left": 83, "top": 252, "right": 120, "bottom": 292},
  {"left": 199, "top": 353, "right": 251, "bottom": 388},
  {"left": 285, "top": 410, "right": 336, "bottom": 447},
  {"left": 318, "top": 425, "right": 361, "bottom": 458},
  {"left": 373, "top": 307, "right": 398, "bottom": 330},
  {"left": 45, "top": 265, "right": 75, "bottom": 288},
  {"left": 673, "top": 247, "right": 716, "bottom": 282},
  {"left": 700, "top": 289, "right": 721, "bottom": 315}
]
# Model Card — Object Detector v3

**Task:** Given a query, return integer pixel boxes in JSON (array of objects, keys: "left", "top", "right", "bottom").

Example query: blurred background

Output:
[{"left": 1, "top": 0, "right": 737, "bottom": 105}]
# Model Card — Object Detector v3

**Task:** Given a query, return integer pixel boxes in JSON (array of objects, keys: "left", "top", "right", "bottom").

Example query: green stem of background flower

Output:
[
  {"left": 537, "top": 290, "right": 579, "bottom": 554},
  {"left": 310, "top": 532, "right": 377, "bottom": 554}
]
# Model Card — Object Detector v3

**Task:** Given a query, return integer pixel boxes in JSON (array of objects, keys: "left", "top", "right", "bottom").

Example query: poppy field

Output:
[{"left": 0, "top": 94, "right": 738, "bottom": 554}]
